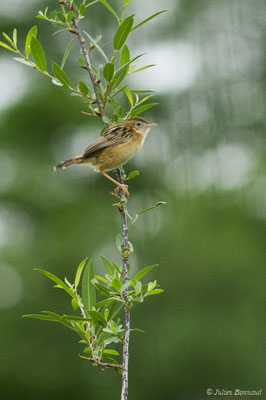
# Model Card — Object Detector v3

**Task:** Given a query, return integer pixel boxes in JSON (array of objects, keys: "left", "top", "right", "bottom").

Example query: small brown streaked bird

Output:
[{"left": 54, "top": 117, "right": 157, "bottom": 195}]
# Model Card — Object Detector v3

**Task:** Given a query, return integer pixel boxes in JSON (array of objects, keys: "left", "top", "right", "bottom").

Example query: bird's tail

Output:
[{"left": 53, "top": 155, "right": 83, "bottom": 171}]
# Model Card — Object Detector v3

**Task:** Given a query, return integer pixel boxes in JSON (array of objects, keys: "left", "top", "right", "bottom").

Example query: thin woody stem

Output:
[
  {"left": 117, "top": 168, "right": 130, "bottom": 400},
  {"left": 61, "top": 0, "right": 103, "bottom": 114}
]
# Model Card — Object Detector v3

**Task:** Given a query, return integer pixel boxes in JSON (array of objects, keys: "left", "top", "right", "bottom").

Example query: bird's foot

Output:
[{"left": 114, "top": 183, "right": 130, "bottom": 197}]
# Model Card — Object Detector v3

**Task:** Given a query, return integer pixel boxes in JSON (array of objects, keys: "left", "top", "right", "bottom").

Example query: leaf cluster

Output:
[
  {"left": 0, "top": 1, "right": 166, "bottom": 126},
  {"left": 24, "top": 257, "right": 163, "bottom": 371}
]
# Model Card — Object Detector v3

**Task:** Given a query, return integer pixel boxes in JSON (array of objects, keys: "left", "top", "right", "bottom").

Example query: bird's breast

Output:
[{"left": 97, "top": 133, "right": 145, "bottom": 172}]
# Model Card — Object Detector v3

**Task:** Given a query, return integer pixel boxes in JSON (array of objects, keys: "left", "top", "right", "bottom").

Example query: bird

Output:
[{"left": 54, "top": 116, "right": 157, "bottom": 196}]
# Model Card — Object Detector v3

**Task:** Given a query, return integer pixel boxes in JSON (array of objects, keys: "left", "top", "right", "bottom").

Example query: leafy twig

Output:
[{"left": 61, "top": 0, "right": 103, "bottom": 114}]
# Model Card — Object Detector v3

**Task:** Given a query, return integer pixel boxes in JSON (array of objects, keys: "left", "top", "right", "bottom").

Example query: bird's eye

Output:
[{"left": 136, "top": 122, "right": 142, "bottom": 127}]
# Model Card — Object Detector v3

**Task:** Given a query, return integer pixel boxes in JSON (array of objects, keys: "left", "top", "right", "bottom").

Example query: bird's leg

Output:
[{"left": 100, "top": 171, "right": 129, "bottom": 196}]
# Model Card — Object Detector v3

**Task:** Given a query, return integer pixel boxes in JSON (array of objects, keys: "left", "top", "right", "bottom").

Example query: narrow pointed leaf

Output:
[
  {"left": 145, "top": 288, "right": 164, "bottom": 296},
  {"left": 103, "top": 62, "right": 115, "bottom": 81},
  {"left": 52, "top": 62, "right": 71, "bottom": 87},
  {"left": 74, "top": 257, "right": 88, "bottom": 289},
  {"left": 124, "top": 87, "right": 133, "bottom": 106},
  {"left": 127, "top": 170, "right": 139, "bottom": 179},
  {"left": 110, "top": 54, "right": 144, "bottom": 91},
  {"left": 61, "top": 36, "right": 76, "bottom": 69},
  {"left": 131, "top": 64, "right": 155, "bottom": 74},
  {"left": 131, "top": 10, "right": 167, "bottom": 31},
  {"left": 84, "top": 31, "right": 108, "bottom": 62},
  {"left": 0, "top": 41, "right": 16, "bottom": 52},
  {"left": 25, "top": 26, "right": 38, "bottom": 56},
  {"left": 31, "top": 37, "right": 47, "bottom": 71},
  {"left": 98, "top": 0, "right": 120, "bottom": 22},
  {"left": 119, "top": 44, "right": 130, "bottom": 67},
  {"left": 86, "top": 310, "right": 106, "bottom": 326},
  {"left": 104, "top": 349, "right": 119, "bottom": 356},
  {"left": 78, "top": 80, "right": 89, "bottom": 95},
  {"left": 100, "top": 256, "right": 115, "bottom": 276},
  {"left": 67, "top": 11, "right": 74, "bottom": 23},
  {"left": 2, "top": 32, "right": 13, "bottom": 45},
  {"left": 34, "top": 268, "right": 76, "bottom": 299},
  {"left": 23, "top": 314, "right": 58, "bottom": 321},
  {"left": 113, "top": 15, "right": 134, "bottom": 50},
  {"left": 12, "top": 29, "right": 17, "bottom": 48},
  {"left": 128, "top": 103, "right": 158, "bottom": 118},
  {"left": 82, "top": 259, "right": 96, "bottom": 313},
  {"left": 131, "top": 265, "right": 158, "bottom": 284},
  {"left": 86, "top": 0, "right": 99, "bottom": 7}
]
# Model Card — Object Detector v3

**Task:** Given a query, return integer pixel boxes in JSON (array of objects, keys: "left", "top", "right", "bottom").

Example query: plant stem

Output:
[
  {"left": 62, "top": 0, "right": 103, "bottom": 114},
  {"left": 117, "top": 168, "right": 130, "bottom": 400}
]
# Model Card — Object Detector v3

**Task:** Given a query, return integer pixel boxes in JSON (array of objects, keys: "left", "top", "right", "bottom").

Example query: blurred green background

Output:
[{"left": 0, "top": 0, "right": 266, "bottom": 399}]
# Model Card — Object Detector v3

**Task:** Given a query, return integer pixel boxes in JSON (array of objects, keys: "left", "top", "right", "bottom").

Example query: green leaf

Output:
[
  {"left": 110, "top": 278, "right": 122, "bottom": 291},
  {"left": 104, "top": 336, "right": 120, "bottom": 345},
  {"left": 124, "top": 87, "right": 133, "bottom": 106},
  {"left": 30, "top": 37, "right": 47, "bottom": 71},
  {"left": 52, "top": 62, "right": 71, "bottom": 87},
  {"left": 25, "top": 26, "right": 38, "bottom": 56},
  {"left": 74, "top": 258, "right": 88, "bottom": 289},
  {"left": 113, "top": 15, "right": 134, "bottom": 50},
  {"left": 95, "top": 297, "right": 123, "bottom": 308},
  {"left": 119, "top": 44, "right": 130, "bottom": 67},
  {"left": 72, "top": 298, "right": 79, "bottom": 311},
  {"left": 103, "top": 62, "right": 115, "bottom": 81},
  {"left": 109, "top": 65, "right": 128, "bottom": 91},
  {"left": 22, "top": 314, "right": 58, "bottom": 321},
  {"left": 78, "top": 80, "right": 89, "bottom": 95},
  {"left": 57, "top": 11, "right": 66, "bottom": 23},
  {"left": 98, "top": 0, "right": 120, "bottom": 22},
  {"left": 0, "top": 41, "right": 16, "bottom": 52},
  {"left": 101, "top": 256, "right": 115, "bottom": 276},
  {"left": 61, "top": 315, "right": 92, "bottom": 322},
  {"left": 78, "top": 57, "right": 86, "bottom": 67},
  {"left": 128, "top": 103, "right": 158, "bottom": 118},
  {"left": 13, "top": 28, "right": 17, "bottom": 48},
  {"left": 83, "top": 346, "right": 92, "bottom": 353},
  {"left": 145, "top": 288, "right": 164, "bottom": 296},
  {"left": 102, "top": 354, "right": 120, "bottom": 364},
  {"left": 80, "top": 3, "right": 86, "bottom": 14},
  {"left": 130, "top": 328, "right": 145, "bottom": 333},
  {"left": 127, "top": 170, "right": 139, "bottom": 180},
  {"left": 61, "top": 36, "right": 76, "bottom": 69},
  {"left": 93, "top": 282, "right": 112, "bottom": 296},
  {"left": 86, "top": 310, "right": 106, "bottom": 326},
  {"left": 34, "top": 268, "right": 76, "bottom": 299},
  {"left": 110, "top": 54, "right": 144, "bottom": 91},
  {"left": 83, "top": 31, "right": 108, "bottom": 62},
  {"left": 2, "top": 32, "right": 13, "bottom": 45},
  {"left": 131, "top": 265, "right": 158, "bottom": 284},
  {"left": 130, "top": 202, "right": 166, "bottom": 226},
  {"left": 137, "top": 95, "right": 154, "bottom": 106},
  {"left": 115, "top": 233, "right": 123, "bottom": 252},
  {"left": 86, "top": 0, "right": 99, "bottom": 7},
  {"left": 104, "top": 349, "right": 119, "bottom": 356},
  {"left": 67, "top": 11, "right": 74, "bottom": 23},
  {"left": 120, "top": 281, "right": 131, "bottom": 292},
  {"left": 131, "top": 64, "right": 155, "bottom": 74},
  {"left": 82, "top": 259, "right": 96, "bottom": 313},
  {"left": 131, "top": 10, "right": 167, "bottom": 31}
]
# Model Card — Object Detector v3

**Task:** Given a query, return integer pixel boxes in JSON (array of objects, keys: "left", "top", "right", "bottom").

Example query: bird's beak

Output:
[{"left": 148, "top": 122, "right": 158, "bottom": 127}]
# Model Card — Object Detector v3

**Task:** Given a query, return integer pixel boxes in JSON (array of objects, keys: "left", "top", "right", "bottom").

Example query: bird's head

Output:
[{"left": 125, "top": 117, "right": 157, "bottom": 136}]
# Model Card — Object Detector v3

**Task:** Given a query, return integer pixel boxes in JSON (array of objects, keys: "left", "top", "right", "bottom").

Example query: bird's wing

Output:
[{"left": 82, "top": 124, "right": 133, "bottom": 158}]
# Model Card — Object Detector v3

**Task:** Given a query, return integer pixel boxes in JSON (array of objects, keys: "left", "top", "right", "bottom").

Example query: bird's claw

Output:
[{"left": 114, "top": 184, "right": 130, "bottom": 197}]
